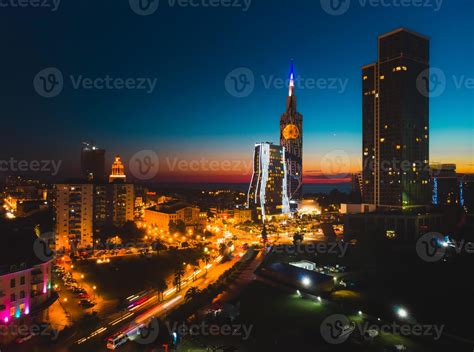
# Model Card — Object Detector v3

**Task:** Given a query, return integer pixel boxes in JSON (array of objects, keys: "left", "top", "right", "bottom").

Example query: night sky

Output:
[{"left": 1, "top": 0, "right": 473, "bottom": 183}]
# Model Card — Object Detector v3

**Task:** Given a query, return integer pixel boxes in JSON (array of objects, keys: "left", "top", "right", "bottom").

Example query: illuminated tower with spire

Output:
[
  {"left": 109, "top": 155, "right": 126, "bottom": 183},
  {"left": 280, "top": 61, "right": 303, "bottom": 200}
]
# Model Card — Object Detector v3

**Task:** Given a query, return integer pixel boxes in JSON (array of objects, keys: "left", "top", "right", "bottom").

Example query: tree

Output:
[
  {"left": 169, "top": 220, "right": 186, "bottom": 234},
  {"left": 201, "top": 253, "right": 211, "bottom": 274},
  {"left": 155, "top": 277, "right": 168, "bottom": 302},
  {"left": 152, "top": 241, "right": 167, "bottom": 254},
  {"left": 174, "top": 266, "right": 185, "bottom": 292},
  {"left": 293, "top": 233, "right": 304, "bottom": 246},
  {"left": 192, "top": 265, "right": 199, "bottom": 282},
  {"left": 261, "top": 226, "right": 268, "bottom": 246},
  {"left": 184, "top": 287, "right": 202, "bottom": 302},
  {"left": 219, "top": 243, "right": 227, "bottom": 255}
]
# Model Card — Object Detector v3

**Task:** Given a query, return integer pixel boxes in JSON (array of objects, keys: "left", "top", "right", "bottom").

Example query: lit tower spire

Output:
[{"left": 288, "top": 60, "right": 295, "bottom": 97}]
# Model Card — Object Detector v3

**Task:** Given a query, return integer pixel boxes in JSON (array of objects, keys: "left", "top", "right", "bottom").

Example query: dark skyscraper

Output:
[
  {"left": 81, "top": 142, "right": 106, "bottom": 183},
  {"left": 280, "top": 62, "right": 303, "bottom": 200},
  {"left": 362, "top": 29, "right": 430, "bottom": 208}
]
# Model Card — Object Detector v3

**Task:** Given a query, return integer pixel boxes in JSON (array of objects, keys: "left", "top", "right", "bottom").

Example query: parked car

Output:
[{"left": 79, "top": 299, "right": 96, "bottom": 308}]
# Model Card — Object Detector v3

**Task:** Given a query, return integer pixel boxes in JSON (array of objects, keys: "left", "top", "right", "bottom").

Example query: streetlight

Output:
[
  {"left": 396, "top": 307, "right": 408, "bottom": 319},
  {"left": 302, "top": 277, "right": 311, "bottom": 287}
]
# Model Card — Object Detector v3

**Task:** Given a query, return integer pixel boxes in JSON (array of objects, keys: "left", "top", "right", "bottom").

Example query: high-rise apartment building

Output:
[
  {"left": 362, "top": 28, "right": 430, "bottom": 208},
  {"left": 81, "top": 142, "right": 106, "bottom": 182},
  {"left": 247, "top": 142, "right": 290, "bottom": 221},
  {"left": 55, "top": 183, "right": 94, "bottom": 251}
]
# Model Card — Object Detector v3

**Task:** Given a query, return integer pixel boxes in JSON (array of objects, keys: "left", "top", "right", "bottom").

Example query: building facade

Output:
[
  {"left": 362, "top": 28, "right": 430, "bottom": 208},
  {"left": 0, "top": 230, "right": 56, "bottom": 344},
  {"left": 247, "top": 142, "right": 290, "bottom": 222},
  {"left": 280, "top": 62, "right": 303, "bottom": 200},
  {"left": 144, "top": 204, "right": 202, "bottom": 231},
  {"left": 344, "top": 210, "right": 443, "bottom": 242},
  {"left": 81, "top": 142, "right": 105, "bottom": 182},
  {"left": 430, "top": 164, "right": 461, "bottom": 206},
  {"left": 55, "top": 184, "right": 94, "bottom": 251}
]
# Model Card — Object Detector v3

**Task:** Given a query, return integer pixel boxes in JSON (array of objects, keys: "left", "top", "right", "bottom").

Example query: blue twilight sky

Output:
[{"left": 0, "top": 0, "right": 473, "bottom": 181}]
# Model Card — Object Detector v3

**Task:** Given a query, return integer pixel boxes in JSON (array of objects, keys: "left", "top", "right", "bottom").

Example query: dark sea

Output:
[{"left": 154, "top": 183, "right": 351, "bottom": 194}]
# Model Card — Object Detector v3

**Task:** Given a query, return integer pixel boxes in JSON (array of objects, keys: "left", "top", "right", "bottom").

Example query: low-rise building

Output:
[
  {"left": 144, "top": 203, "right": 202, "bottom": 232},
  {"left": 344, "top": 209, "right": 443, "bottom": 242},
  {"left": 0, "top": 228, "right": 57, "bottom": 344}
]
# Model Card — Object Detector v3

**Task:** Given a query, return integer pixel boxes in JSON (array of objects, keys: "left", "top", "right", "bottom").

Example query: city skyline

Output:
[
  {"left": 1, "top": 1, "right": 472, "bottom": 184},
  {"left": 1, "top": 2, "right": 473, "bottom": 350}
]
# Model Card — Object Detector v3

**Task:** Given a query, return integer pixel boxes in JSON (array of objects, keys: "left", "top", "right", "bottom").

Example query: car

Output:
[{"left": 79, "top": 299, "right": 96, "bottom": 307}]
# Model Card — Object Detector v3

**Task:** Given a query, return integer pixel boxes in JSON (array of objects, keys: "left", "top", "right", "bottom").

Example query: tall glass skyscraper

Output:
[
  {"left": 362, "top": 28, "right": 430, "bottom": 208},
  {"left": 247, "top": 142, "right": 290, "bottom": 222},
  {"left": 280, "top": 62, "right": 303, "bottom": 200}
]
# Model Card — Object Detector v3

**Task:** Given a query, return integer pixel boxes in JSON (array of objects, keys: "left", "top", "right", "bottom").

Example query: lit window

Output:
[
  {"left": 380, "top": 138, "right": 385, "bottom": 142},
  {"left": 380, "top": 75, "right": 385, "bottom": 80},
  {"left": 396, "top": 145, "right": 401, "bottom": 150},
  {"left": 363, "top": 75, "right": 368, "bottom": 80},
  {"left": 402, "top": 66, "right": 407, "bottom": 71}
]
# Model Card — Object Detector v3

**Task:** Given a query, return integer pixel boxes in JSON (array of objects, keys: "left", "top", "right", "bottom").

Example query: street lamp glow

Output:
[
  {"left": 397, "top": 307, "right": 408, "bottom": 319},
  {"left": 302, "top": 277, "right": 311, "bottom": 287}
]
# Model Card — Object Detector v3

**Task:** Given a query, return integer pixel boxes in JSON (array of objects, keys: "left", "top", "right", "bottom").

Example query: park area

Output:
[{"left": 74, "top": 248, "right": 203, "bottom": 300}]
